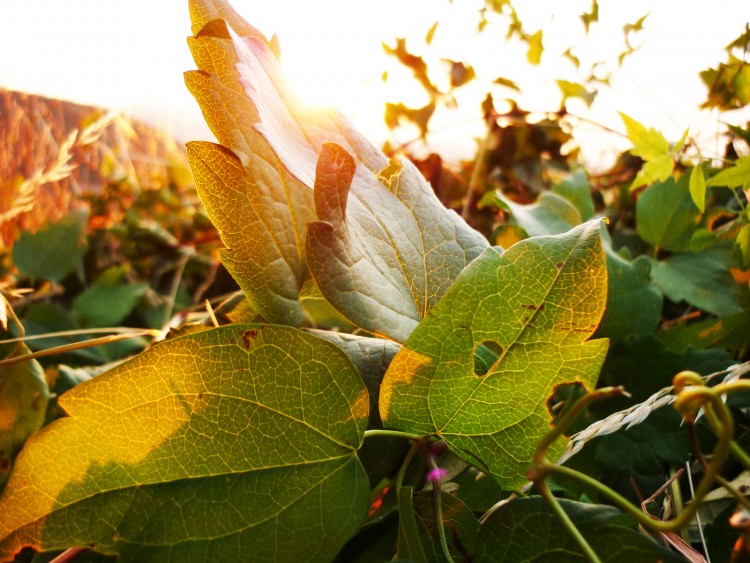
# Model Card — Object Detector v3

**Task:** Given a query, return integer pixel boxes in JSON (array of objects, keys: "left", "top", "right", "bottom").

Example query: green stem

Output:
[
  {"left": 537, "top": 480, "right": 601, "bottom": 563},
  {"left": 539, "top": 387, "right": 734, "bottom": 533},
  {"left": 395, "top": 441, "right": 421, "bottom": 495},
  {"left": 427, "top": 456, "right": 455, "bottom": 563},
  {"left": 364, "top": 429, "right": 426, "bottom": 441},
  {"left": 730, "top": 440, "right": 750, "bottom": 472}
]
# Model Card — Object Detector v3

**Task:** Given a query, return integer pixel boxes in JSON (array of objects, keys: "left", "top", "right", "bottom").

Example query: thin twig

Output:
[{"left": 0, "top": 330, "right": 157, "bottom": 367}]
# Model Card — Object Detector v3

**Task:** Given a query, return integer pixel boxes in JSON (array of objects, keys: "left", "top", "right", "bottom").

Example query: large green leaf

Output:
[
  {"left": 0, "top": 326, "right": 370, "bottom": 562},
  {"left": 380, "top": 221, "right": 609, "bottom": 488},
  {"left": 475, "top": 497, "right": 683, "bottom": 562},
  {"left": 307, "top": 144, "right": 488, "bottom": 342}
]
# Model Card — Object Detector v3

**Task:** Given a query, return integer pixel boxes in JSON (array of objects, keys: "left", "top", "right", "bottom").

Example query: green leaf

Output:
[
  {"left": 380, "top": 221, "right": 609, "bottom": 488},
  {"left": 0, "top": 326, "right": 370, "bottom": 562},
  {"left": 658, "top": 311, "right": 750, "bottom": 353},
  {"left": 689, "top": 165, "right": 707, "bottom": 212},
  {"left": 596, "top": 250, "right": 662, "bottom": 344},
  {"left": 650, "top": 247, "right": 744, "bottom": 316},
  {"left": 72, "top": 268, "right": 147, "bottom": 328},
  {"left": 0, "top": 344, "right": 49, "bottom": 485},
  {"left": 636, "top": 174, "right": 701, "bottom": 252},
  {"left": 475, "top": 497, "right": 683, "bottom": 562},
  {"left": 11, "top": 210, "right": 88, "bottom": 282},
  {"left": 737, "top": 223, "right": 750, "bottom": 267},
  {"left": 481, "top": 190, "right": 582, "bottom": 237},
  {"left": 707, "top": 154, "right": 750, "bottom": 189},
  {"left": 526, "top": 30, "right": 543, "bottom": 65},
  {"left": 397, "top": 487, "right": 429, "bottom": 563},
  {"left": 307, "top": 144, "right": 488, "bottom": 342},
  {"left": 551, "top": 171, "right": 596, "bottom": 221},
  {"left": 448, "top": 466, "right": 505, "bottom": 512}
]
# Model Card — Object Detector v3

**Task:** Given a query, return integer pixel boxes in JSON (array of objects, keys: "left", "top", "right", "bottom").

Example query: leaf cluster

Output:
[{"left": 0, "top": 1, "right": 749, "bottom": 562}]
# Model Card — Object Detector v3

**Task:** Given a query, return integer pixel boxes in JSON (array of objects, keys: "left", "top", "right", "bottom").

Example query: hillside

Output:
[{"left": 0, "top": 89, "right": 191, "bottom": 246}]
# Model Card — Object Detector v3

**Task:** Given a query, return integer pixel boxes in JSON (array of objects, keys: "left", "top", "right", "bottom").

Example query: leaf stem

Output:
[
  {"left": 537, "top": 479, "right": 602, "bottom": 563},
  {"left": 427, "top": 456, "right": 455, "bottom": 563},
  {"left": 395, "top": 440, "right": 421, "bottom": 495},
  {"left": 364, "top": 429, "right": 427, "bottom": 441}
]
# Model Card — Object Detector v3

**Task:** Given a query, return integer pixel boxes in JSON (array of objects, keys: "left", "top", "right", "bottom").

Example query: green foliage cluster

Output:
[{"left": 0, "top": 1, "right": 748, "bottom": 562}]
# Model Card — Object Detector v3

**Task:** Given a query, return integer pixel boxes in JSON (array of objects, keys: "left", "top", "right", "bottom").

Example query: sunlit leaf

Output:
[
  {"left": 12, "top": 210, "right": 88, "bottom": 282},
  {"left": 384, "top": 101, "right": 436, "bottom": 138},
  {"left": 706, "top": 154, "right": 750, "bottom": 189},
  {"left": 307, "top": 143, "right": 488, "bottom": 342},
  {"left": 689, "top": 165, "right": 707, "bottom": 212},
  {"left": 580, "top": 0, "right": 599, "bottom": 33},
  {"left": 619, "top": 113, "right": 670, "bottom": 161},
  {"left": 445, "top": 60, "right": 476, "bottom": 89},
  {"left": 380, "top": 221, "right": 608, "bottom": 488},
  {"left": 526, "top": 30, "right": 543, "bottom": 65},
  {"left": 425, "top": 21, "right": 438, "bottom": 45},
  {"left": 475, "top": 497, "right": 682, "bottom": 562},
  {"left": 563, "top": 48, "right": 581, "bottom": 68},
  {"left": 0, "top": 326, "right": 370, "bottom": 562},
  {"left": 383, "top": 38, "right": 441, "bottom": 98},
  {"left": 0, "top": 344, "right": 49, "bottom": 485},
  {"left": 557, "top": 80, "right": 597, "bottom": 108},
  {"left": 492, "top": 77, "right": 520, "bottom": 92},
  {"left": 185, "top": 13, "right": 316, "bottom": 325}
]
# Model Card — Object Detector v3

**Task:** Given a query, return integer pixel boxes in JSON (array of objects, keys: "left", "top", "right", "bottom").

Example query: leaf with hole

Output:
[{"left": 380, "top": 221, "right": 609, "bottom": 488}]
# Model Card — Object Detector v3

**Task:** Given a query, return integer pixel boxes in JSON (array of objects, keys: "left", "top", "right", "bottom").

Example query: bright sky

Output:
[{"left": 1, "top": 0, "right": 748, "bottom": 168}]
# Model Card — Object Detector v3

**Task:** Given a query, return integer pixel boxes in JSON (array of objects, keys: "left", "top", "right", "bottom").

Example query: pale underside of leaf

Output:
[
  {"left": 228, "top": 30, "right": 388, "bottom": 185},
  {"left": 307, "top": 144, "right": 489, "bottom": 342},
  {"left": 0, "top": 326, "right": 369, "bottom": 562},
  {"left": 380, "top": 221, "right": 609, "bottom": 487}
]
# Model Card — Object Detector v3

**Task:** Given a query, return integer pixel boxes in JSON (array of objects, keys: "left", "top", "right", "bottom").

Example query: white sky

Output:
[{"left": 1, "top": 0, "right": 749, "bottom": 168}]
